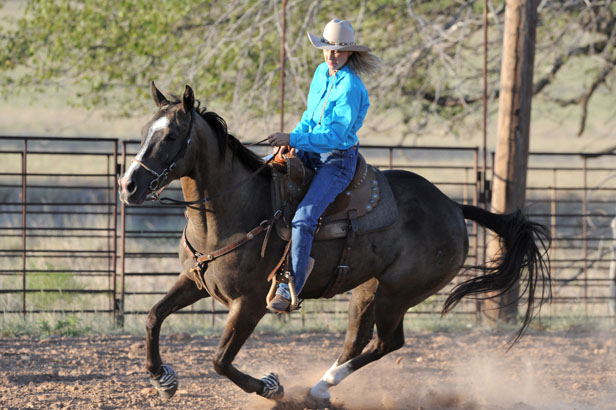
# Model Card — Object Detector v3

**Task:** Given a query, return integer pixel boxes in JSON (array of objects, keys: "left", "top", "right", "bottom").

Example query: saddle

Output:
[
  {"left": 268, "top": 152, "right": 398, "bottom": 300},
  {"left": 270, "top": 153, "right": 398, "bottom": 242}
]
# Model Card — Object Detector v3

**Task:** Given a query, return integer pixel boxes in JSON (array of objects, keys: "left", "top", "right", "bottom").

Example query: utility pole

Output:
[
  {"left": 484, "top": 0, "right": 538, "bottom": 322},
  {"left": 280, "top": 0, "right": 287, "bottom": 132}
]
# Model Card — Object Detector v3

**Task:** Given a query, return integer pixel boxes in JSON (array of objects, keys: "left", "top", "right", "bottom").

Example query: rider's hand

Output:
[{"left": 266, "top": 132, "right": 290, "bottom": 147}]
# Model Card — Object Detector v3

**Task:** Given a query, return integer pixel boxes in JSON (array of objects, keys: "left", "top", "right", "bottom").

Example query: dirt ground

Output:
[{"left": 1, "top": 328, "right": 615, "bottom": 410}]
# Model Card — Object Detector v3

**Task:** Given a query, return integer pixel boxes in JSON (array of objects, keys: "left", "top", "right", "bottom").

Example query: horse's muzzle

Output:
[{"left": 118, "top": 174, "right": 145, "bottom": 205}]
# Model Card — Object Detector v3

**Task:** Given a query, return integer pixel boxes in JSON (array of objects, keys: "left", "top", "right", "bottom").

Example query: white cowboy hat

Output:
[{"left": 307, "top": 18, "right": 371, "bottom": 52}]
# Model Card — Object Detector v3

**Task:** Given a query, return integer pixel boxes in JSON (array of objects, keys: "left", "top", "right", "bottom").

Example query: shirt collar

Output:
[{"left": 324, "top": 63, "right": 352, "bottom": 82}]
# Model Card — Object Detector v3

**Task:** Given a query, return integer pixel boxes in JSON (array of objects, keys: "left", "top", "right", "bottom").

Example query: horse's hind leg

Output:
[
  {"left": 309, "top": 281, "right": 406, "bottom": 402},
  {"left": 309, "top": 279, "right": 378, "bottom": 401},
  {"left": 337, "top": 278, "right": 378, "bottom": 363},
  {"left": 146, "top": 273, "right": 208, "bottom": 399}
]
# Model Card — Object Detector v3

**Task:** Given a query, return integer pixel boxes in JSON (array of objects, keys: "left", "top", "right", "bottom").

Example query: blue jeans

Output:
[{"left": 277, "top": 146, "right": 358, "bottom": 298}]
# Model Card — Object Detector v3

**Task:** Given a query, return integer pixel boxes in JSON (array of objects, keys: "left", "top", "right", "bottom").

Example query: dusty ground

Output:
[{"left": 1, "top": 329, "right": 615, "bottom": 410}]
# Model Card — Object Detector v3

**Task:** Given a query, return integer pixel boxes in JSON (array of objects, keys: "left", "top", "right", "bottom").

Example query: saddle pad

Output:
[
  {"left": 314, "top": 167, "right": 398, "bottom": 240},
  {"left": 271, "top": 164, "right": 399, "bottom": 242}
]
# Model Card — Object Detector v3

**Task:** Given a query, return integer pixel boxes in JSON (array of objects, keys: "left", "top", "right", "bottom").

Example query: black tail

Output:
[{"left": 443, "top": 204, "right": 552, "bottom": 345}]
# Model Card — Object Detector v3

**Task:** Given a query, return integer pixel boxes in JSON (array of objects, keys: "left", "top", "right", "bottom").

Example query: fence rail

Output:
[{"left": 1, "top": 136, "right": 615, "bottom": 326}]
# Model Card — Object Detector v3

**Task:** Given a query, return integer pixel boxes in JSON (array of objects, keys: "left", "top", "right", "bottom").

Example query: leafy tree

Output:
[{"left": 1, "top": 0, "right": 614, "bottom": 140}]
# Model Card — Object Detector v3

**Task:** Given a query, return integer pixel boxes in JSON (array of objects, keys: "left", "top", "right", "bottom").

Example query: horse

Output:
[{"left": 118, "top": 82, "right": 551, "bottom": 405}]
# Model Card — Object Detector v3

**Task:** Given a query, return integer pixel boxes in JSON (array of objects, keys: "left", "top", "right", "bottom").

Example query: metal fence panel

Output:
[
  {"left": 0, "top": 136, "right": 119, "bottom": 318},
  {"left": 1, "top": 136, "right": 615, "bottom": 326}
]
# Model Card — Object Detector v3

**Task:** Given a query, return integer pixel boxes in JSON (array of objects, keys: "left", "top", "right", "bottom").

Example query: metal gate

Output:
[{"left": 1, "top": 136, "right": 614, "bottom": 327}]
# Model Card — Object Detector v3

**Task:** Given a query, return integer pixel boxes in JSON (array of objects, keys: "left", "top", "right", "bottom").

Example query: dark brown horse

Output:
[{"left": 118, "top": 83, "right": 550, "bottom": 405}]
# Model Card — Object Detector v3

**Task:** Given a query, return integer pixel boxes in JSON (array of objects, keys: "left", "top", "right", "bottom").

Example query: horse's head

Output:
[{"left": 119, "top": 82, "right": 195, "bottom": 205}]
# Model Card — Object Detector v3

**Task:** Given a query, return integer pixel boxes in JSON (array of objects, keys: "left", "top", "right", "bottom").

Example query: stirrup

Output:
[
  {"left": 266, "top": 272, "right": 299, "bottom": 313},
  {"left": 265, "top": 257, "right": 314, "bottom": 312}
]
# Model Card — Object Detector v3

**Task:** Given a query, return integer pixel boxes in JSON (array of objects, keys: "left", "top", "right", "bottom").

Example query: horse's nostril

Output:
[{"left": 127, "top": 180, "right": 137, "bottom": 195}]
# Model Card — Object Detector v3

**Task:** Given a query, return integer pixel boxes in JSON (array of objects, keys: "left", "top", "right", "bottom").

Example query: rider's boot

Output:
[{"left": 267, "top": 257, "right": 315, "bottom": 313}]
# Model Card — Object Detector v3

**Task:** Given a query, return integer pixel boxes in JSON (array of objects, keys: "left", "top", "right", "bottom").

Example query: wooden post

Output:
[{"left": 484, "top": 0, "right": 538, "bottom": 322}]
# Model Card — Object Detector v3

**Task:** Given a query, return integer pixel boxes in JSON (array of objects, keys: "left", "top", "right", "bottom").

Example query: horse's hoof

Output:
[
  {"left": 259, "top": 372, "right": 284, "bottom": 399},
  {"left": 305, "top": 393, "right": 332, "bottom": 410},
  {"left": 150, "top": 364, "right": 178, "bottom": 400},
  {"left": 309, "top": 380, "right": 332, "bottom": 402}
]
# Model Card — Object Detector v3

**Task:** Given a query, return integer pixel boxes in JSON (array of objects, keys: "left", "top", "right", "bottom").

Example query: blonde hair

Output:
[{"left": 347, "top": 51, "right": 383, "bottom": 76}]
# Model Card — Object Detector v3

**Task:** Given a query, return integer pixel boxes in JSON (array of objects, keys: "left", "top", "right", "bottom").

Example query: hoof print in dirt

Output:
[
  {"left": 271, "top": 400, "right": 336, "bottom": 410},
  {"left": 304, "top": 394, "right": 335, "bottom": 410},
  {"left": 150, "top": 364, "right": 178, "bottom": 400},
  {"left": 269, "top": 392, "right": 337, "bottom": 410}
]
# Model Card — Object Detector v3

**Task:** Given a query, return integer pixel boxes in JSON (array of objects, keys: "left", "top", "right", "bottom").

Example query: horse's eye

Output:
[{"left": 167, "top": 133, "right": 177, "bottom": 142}]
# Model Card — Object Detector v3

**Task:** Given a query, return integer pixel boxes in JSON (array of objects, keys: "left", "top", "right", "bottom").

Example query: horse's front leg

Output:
[
  {"left": 212, "top": 297, "right": 279, "bottom": 398},
  {"left": 146, "top": 273, "right": 208, "bottom": 399}
]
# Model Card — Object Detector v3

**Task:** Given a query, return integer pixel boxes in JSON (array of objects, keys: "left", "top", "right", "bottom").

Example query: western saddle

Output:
[{"left": 267, "top": 152, "right": 398, "bottom": 303}]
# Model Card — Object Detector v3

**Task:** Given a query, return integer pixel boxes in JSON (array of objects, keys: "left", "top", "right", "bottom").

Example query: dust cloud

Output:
[
  {"left": 2, "top": 331, "right": 614, "bottom": 409},
  {"left": 245, "top": 330, "right": 616, "bottom": 410}
]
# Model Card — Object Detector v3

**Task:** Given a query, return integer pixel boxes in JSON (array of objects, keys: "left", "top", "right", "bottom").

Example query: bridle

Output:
[
  {"left": 129, "top": 106, "right": 285, "bottom": 294},
  {"left": 131, "top": 109, "right": 195, "bottom": 200},
  {"left": 131, "top": 107, "right": 278, "bottom": 207}
]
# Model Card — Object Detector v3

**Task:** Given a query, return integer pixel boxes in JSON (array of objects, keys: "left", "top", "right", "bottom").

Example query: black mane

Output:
[
  {"left": 168, "top": 95, "right": 269, "bottom": 175},
  {"left": 195, "top": 105, "right": 269, "bottom": 174}
]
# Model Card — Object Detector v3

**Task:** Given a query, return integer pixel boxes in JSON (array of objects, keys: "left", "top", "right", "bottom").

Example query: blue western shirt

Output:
[{"left": 289, "top": 62, "right": 369, "bottom": 153}]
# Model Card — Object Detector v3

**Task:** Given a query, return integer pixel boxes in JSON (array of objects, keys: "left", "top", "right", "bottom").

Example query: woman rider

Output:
[{"left": 266, "top": 18, "right": 381, "bottom": 313}]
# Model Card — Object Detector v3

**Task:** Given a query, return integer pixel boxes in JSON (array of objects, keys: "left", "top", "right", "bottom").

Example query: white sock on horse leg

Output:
[{"left": 309, "top": 359, "right": 353, "bottom": 400}]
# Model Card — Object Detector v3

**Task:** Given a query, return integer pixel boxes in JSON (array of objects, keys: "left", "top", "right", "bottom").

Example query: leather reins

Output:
[{"left": 156, "top": 138, "right": 279, "bottom": 207}]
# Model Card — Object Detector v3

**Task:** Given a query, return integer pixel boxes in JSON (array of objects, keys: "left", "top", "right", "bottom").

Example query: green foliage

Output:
[
  {"left": 39, "top": 315, "right": 89, "bottom": 336},
  {"left": 2, "top": 0, "right": 195, "bottom": 111},
  {"left": 26, "top": 269, "right": 84, "bottom": 311},
  {"left": 0, "top": 0, "right": 480, "bottom": 116},
  {"left": 0, "top": 0, "right": 613, "bottom": 137},
  {"left": 0, "top": 0, "right": 301, "bottom": 115},
  {"left": 0, "top": 314, "right": 99, "bottom": 336},
  {"left": 0, "top": 264, "right": 86, "bottom": 313}
]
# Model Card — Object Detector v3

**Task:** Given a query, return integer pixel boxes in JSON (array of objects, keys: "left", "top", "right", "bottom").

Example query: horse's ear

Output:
[
  {"left": 182, "top": 85, "right": 194, "bottom": 113},
  {"left": 151, "top": 81, "right": 169, "bottom": 107}
]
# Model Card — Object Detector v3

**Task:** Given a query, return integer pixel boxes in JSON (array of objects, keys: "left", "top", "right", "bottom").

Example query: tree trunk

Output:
[{"left": 484, "top": 0, "right": 538, "bottom": 322}]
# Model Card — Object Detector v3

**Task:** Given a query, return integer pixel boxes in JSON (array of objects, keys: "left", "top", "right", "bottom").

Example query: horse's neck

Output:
[
  {"left": 181, "top": 146, "right": 268, "bottom": 248},
  {"left": 181, "top": 177, "right": 208, "bottom": 238}
]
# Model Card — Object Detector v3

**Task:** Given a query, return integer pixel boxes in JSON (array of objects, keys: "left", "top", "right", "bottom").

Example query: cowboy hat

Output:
[{"left": 307, "top": 19, "right": 371, "bottom": 52}]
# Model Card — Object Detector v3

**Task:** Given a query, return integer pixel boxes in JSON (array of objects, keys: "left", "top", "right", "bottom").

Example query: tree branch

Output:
[
  {"left": 409, "top": 37, "right": 611, "bottom": 110},
  {"left": 534, "top": 39, "right": 608, "bottom": 94},
  {"left": 419, "top": 91, "right": 481, "bottom": 107},
  {"left": 577, "top": 58, "right": 615, "bottom": 136}
]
